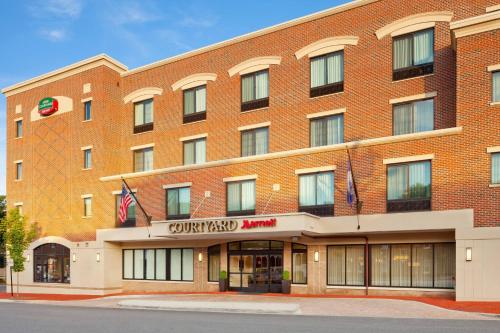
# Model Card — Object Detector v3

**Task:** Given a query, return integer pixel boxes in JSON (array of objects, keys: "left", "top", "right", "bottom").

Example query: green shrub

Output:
[
  {"left": 219, "top": 270, "right": 227, "bottom": 280},
  {"left": 282, "top": 270, "right": 290, "bottom": 280}
]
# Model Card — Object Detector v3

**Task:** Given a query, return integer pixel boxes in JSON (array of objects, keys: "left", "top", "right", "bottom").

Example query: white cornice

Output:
[
  {"left": 162, "top": 182, "right": 193, "bottom": 189},
  {"left": 376, "top": 11, "right": 453, "bottom": 40},
  {"left": 295, "top": 36, "right": 359, "bottom": 60},
  {"left": 389, "top": 92, "right": 437, "bottom": 104},
  {"left": 295, "top": 166, "right": 337, "bottom": 175},
  {"left": 383, "top": 154, "right": 435, "bottom": 165},
  {"left": 179, "top": 133, "right": 208, "bottom": 142},
  {"left": 237, "top": 122, "right": 270, "bottom": 132},
  {"left": 123, "top": 87, "right": 163, "bottom": 104},
  {"left": 228, "top": 56, "right": 281, "bottom": 77},
  {"left": 306, "top": 108, "right": 346, "bottom": 119},
  {"left": 223, "top": 175, "right": 258, "bottom": 183},
  {"left": 171, "top": 73, "right": 217, "bottom": 91},
  {"left": 130, "top": 143, "right": 155, "bottom": 151},
  {"left": 487, "top": 146, "right": 500, "bottom": 153}
]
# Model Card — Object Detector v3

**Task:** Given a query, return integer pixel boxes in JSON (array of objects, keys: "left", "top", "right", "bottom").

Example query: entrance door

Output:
[{"left": 229, "top": 254, "right": 254, "bottom": 290}]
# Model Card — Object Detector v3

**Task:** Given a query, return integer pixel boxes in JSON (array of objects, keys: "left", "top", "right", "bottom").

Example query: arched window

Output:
[{"left": 34, "top": 243, "right": 70, "bottom": 283}]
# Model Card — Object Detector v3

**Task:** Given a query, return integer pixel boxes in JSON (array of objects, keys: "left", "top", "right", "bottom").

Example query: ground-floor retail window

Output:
[
  {"left": 123, "top": 248, "right": 193, "bottom": 281},
  {"left": 34, "top": 243, "right": 70, "bottom": 283},
  {"left": 327, "top": 245, "right": 365, "bottom": 286},
  {"left": 208, "top": 245, "right": 220, "bottom": 282},
  {"left": 370, "top": 243, "right": 455, "bottom": 289},
  {"left": 292, "top": 243, "right": 307, "bottom": 284}
]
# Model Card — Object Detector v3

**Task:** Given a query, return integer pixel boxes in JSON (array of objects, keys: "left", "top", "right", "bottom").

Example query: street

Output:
[{"left": 0, "top": 302, "right": 498, "bottom": 333}]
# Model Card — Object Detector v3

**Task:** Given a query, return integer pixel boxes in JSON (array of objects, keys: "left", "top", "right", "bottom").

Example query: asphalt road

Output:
[{"left": 0, "top": 302, "right": 498, "bottom": 333}]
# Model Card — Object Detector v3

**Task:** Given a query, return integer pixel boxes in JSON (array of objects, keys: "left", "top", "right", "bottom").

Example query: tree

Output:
[
  {"left": 2, "top": 209, "right": 37, "bottom": 297},
  {"left": 0, "top": 195, "right": 6, "bottom": 221},
  {"left": 0, "top": 196, "right": 6, "bottom": 274}
]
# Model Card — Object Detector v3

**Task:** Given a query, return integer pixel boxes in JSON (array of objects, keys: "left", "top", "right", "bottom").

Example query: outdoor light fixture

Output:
[
  {"left": 198, "top": 252, "right": 203, "bottom": 262},
  {"left": 466, "top": 247, "right": 472, "bottom": 261},
  {"left": 314, "top": 251, "right": 320, "bottom": 262},
  {"left": 26, "top": 254, "right": 30, "bottom": 262},
  {"left": 72, "top": 253, "right": 76, "bottom": 262},
  {"left": 96, "top": 252, "right": 101, "bottom": 262}
]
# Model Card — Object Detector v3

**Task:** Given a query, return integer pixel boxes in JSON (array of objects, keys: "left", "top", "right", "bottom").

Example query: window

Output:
[
  {"left": 387, "top": 160, "right": 431, "bottom": 212},
  {"left": 292, "top": 243, "right": 307, "bottom": 284},
  {"left": 83, "top": 197, "right": 92, "bottom": 217},
  {"left": 15, "top": 162, "right": 22, "bottom": 180},
  {"left": 310, "top": 51, "right": 344, "bottom": 97},
  {"left": 183, "top": 138, "right": 206, "bottom": 165},
  {"left": 327, "top": 245, "right": 365, "bottom": 286},
  {"left": 227, "top": 180, "right": 256, "bottom": 216},
  {"left": 34, "top": 243, "right": 70, "bottom": 283},
  {"left": 133, "top": 148, "right": 153, "bottom": 172},
  {"left": 370, "top": 243, "right": 455, "bottom": 289},
  {"left": 84, "top": 101, "right": 92, "bottom": 121},
  {"left": 310, "top": 115, "right": 344, "bottom": 147},
  {"left": 166, "top": 187, "right": 190, "bottom": 220},
  {"left": 299, "top": 172, "right": 334, "bottom": 216},
  {"left": 15, "top": 120, "right": 22, "bottom": 138},
  {"left": 123, "top": 248, "right": 194, "bottom": 281},
  {"left": 492, "top": 153, "right": 500, "bottom": 184},
  {"left": 133, "top": 99, "right": 153, "bottom": 133},
  {"left": 83, "top": 149, "right": 92, "bottom": 169},
  {"left": 241, "top": 70, "right": 269, "bottom": 111},
  {"left": 208, "top": 245, "right": 221, "bottom": 282},
  {"left": 184, "top": 85, "right": 206, "bottom": 123},
  {"left": 115, "top": 194, "right": 136, "bottom": 227},
  {"left": 241, "top": 127, "right": 268, "bottom": 157},
  {"left": 393, "top": 99, "right": 434, "bottom": 135},
  {"left": 493, "top": 72, "right": 500, "bottom": 103},
  {"left": 393, "top": 29, "right": 434, "bottom": 81}
]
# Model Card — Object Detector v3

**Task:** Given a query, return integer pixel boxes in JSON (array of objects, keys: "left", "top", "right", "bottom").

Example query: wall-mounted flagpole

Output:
[
  {"left": 121, "top": 177, "right": 152, "bottom": 238},
  {"left": 347, "top": 149, "right": 363, "bottom": 230}
]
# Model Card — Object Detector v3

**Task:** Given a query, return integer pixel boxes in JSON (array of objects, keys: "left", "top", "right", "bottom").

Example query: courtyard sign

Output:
[
  {"left": 38, "top": 97, "right": 59, "bottom": 116},
  {"left": 167, "top": 218, "right": 278, "bottom": 234}
]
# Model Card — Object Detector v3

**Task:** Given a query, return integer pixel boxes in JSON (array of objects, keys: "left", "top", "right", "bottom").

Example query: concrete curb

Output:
[{"left": 117, "top": 300, "right": 301, "bottom": 315}]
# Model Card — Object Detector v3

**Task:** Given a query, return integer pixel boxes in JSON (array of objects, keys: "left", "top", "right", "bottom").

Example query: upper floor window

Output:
[
  {"left": 310, "top": 114, "right": 344, "bottom": 147},
  {"left": 227, "top": 180, "right": 256, "bottom": 216},
  {"left": 310, "top": 51, "right": 344, "bottom": 97},
  {"left": 84, "top": 101, "right": 92, "bottom": 121},
  {"left": 393, "top": 29, "right": 434, "bottom": 81},
  {"left": 134, "top": 99, "right": 153, "bottom": 134},
  {"left": 15, "top": 162, "right": 22, "bottom": 180},
  {"left": 387, "top": 160, "right": 431, "bottom": 212},
  {"left": 83, "top": 197, "right": 92, "bottom": 217},
  {"left": 393, "top": 99, "right": 434, "bottom": 135},
  {"left": 241, "top": 127, "right": 268, "bottom": 157},
  {"left": 134, "top": 148, "right": 153, "bottom": 172},
  {"left": 493, "top": 71, "right": 500, "bottom": 103},
  {"left": 492, "top": 153, "right": 500, "bottom": 184},
  {"left": 241, "top": 70, "right": 269, "bottom": 112},
  {"left": 298, "top": 172, "right": 334, "bottom": 216},
  {"left": 115, "top": 194, "right": 136, "bottom": 227},
  {"left": 166, "top": 187, "right": 190, "bottom": 220},
  {"left": 15, "top": 120, "right": 22, "bottom": 138},
  {"left": 183, "top": 138, "right": 206, "bottom": 165},
  {"left": 83, "top": 149, "right": 92, "bottom": 169},
  {"left": 184, "top": 85, "right": 206, "bottom": 123}
]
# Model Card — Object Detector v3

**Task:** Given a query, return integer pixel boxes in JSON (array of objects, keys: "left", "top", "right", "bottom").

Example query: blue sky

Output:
[{"left": 0, "top": 0, "right": 348, "bottom": 195}]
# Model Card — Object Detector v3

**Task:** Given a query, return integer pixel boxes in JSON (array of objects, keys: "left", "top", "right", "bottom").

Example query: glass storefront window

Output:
[
  {"left": 33, "top": 243, "right": 70, "bottom": 284},
  {"left": 327, "top": 245, "right": 365, "bottom": 286},
  {"left": 292, "top": 244, "right": 307, "bottom": 284}
]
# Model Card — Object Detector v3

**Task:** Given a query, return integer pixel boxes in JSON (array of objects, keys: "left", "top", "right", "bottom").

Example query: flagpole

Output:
[
  {"left": 347, "top": 149, "right": 362, "bottom": 229},
  {"left": 121, "top": 177, "right": 152, "bottom": 238}
]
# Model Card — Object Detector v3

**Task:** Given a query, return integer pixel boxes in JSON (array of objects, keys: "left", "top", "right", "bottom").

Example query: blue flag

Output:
[{"left": 347, "top": 161, "right": 356, "bottom": 207}]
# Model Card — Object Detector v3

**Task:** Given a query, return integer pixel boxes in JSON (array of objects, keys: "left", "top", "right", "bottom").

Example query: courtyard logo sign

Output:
[
  {"left": 168, "top": 220, "right": 238, "bottom": 234},
  {"left": 38, "top": 97, "right": 59, "bottom": 116},
  {"left": 241, "top": 218, "right": 277, "bottom": 229}
]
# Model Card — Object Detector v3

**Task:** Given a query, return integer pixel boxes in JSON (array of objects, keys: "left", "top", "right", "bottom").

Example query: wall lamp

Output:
[
  {"left": 26, "top": 254, "right": 30, "bottom": 262},
  {"left": 466, "top": 247, "right": 472, "bottom": 261},
  {"left": 72, "top": 253, "right": 77, "bottom": 262},
  {"left": 96, "top": 252, "right": 101, "bottom": 262},
  {"left": 314, "top": 251, "right": 320, "bottom": 262},
  {"left": 198, "top": 252, "right": 203, "bottom": 262}
]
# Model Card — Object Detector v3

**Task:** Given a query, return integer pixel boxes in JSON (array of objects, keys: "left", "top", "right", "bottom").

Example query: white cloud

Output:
[
  {"left": 40, "top": 29, "right": 67, "bottom": 42},
  {"left": 108, "top": 2, "right": 161, "bottom": 26},
  {"left": 30, "top": 0, "right": 83, "bottom": 19}
]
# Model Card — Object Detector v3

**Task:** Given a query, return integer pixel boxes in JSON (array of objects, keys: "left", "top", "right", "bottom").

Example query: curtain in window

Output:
[
  {"left": 371, "top": 245, "right": 390, "bottom": 286},
  {"left": 255, "top": 71, "right": 269, "bottom": 99},
  {"left": 184, "top": 89, "right": 195, "bottom": 115},
  {"left": 434, "top": 243, "right": 455, "bottom": 288},
  {"left": 326, "top": 115, "right": 344, "bottom": 144},
  {"left": 412, "top": 244, "right": 433, "bottom": 287},
  {"left": 195, "top": 139, "right": 206, "bottom": 163},
  {"left": 414, "top": 30, "right": 434, "bottom": 65},
  {"left": 393, "top": 104, "right": 413, "bottom": 135},
  {"left": 123, "top": 250, "right": 133, "bottom": 279},
  {"left": 316, "top": 172, "right": 334, "bottom": 205},
  {"left": 179, "top": 188, "right": 190, "bottom": 215},
  {"left": 492, "top": 153, "right": 500, "bottom": 184},
  {"left": 292, "top": 252, "right": 307, "bottom": 284},
  {"left": 310, "top": 118, "right": 324, "bottom": 147},
  {"left": 388, "top": 165, "right": 407, "bottom": 200},
  {"left": 493, "top": 72, "right": 500, "bottom": 102},
  {"left": 184, "top": 141, "right": 195, "bottom": 165},
  {"left": 143, "top": 148, "right": 153, "bottom": 171},
  {"left": 241, "top": 181, "right": 255, "bottom": 210},
  {"left": 134, "top": 103, "right": 144, "bottom": 126},
  {"left": 196, "top": 86, "right": 206, "bottom": 112},
  {"left": 241, "top": 131, "right": 253, "bottom": 157},
  {"left": 393, "top": 37, "right": 412, "bottom": 70},
  {"left": 134, "top": 151, "right": 144, "bottom": 172},
  {"left": 414, "top": 99, "right": 434, "bottom": 132},
  {"left": 227, "top": 183, "right": 240, "bottom": 212},
  {"left": 209, "top": 250, "right": 220, "bottom": 281},
  {"left": 408, "top": 161, "right": 431, "bottom": 199},
  {"left": 391, "top": 245, "right": 411, "bottom": 287},
  {"left": 242, "top": 75, "right": 254, "bottom": 102},
  {"left": 84, "top": 150, "right": 92, "bottom": 169},
  {"left": 255, "top": 128, "right": 268, "bottom": 155},
  {"left": 84, "top": 198, "right": 92, "bottom": 217},
  {"left": 346, "top": 246, "right": 364, "bottom": 286},
  {"left": 311, "top": 57, "right": 326, "bottom": 88},
  {"left": 168, "top": 190, "right": 179, "bottom": 216},
  {"left": 299, "top": 174, "right": 316, "bottom": 206},
  {"left": 134, "top": 249, "right": 144, "bottom": 279},
  {"left": 145, "top": 249, "right": 155, "bottom": 279},
  {"left": 327, "top": 52, "right": 344, "bottom": 84},
  {"left": 156, "top": 249, "right": 166, "bottom": 280},
  {"left": 144, "top": 100, "right": 153, "bottom": 123},
  {"left": 182, "top": 249, "right": 194, "bottom": 281},
  {"left": 170, "top": 249, "right": 182, "bottom": 280},
  {"left": 327, "top": 246, "right": 345, "bottom": 285}
]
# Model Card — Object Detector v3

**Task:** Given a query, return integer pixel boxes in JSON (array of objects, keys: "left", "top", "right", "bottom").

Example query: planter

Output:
[
  {"left": 282, "top": 280, "right": 291, "bottom": 294},
  {"left": 219, "top": 279, "right": 228, "bottom": 292}
]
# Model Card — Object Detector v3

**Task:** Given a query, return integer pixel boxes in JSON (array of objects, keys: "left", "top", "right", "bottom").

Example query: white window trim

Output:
[
  {"left": 81, "top": 145, "right": 93, "bottom": 151},
  {"left": 389, "top": 92, "right": 437, "bottom": 105},
  {"left": 172, "top": 73, "right": 217, "bottom": 91},
  {"left": 306, "top": 108, "right": 346, "bottom": 119},
  {"left": 14, "top": 202, "right": 23, "bottom": 207},
  {"left": 13, "top": 159, "right": 23, "bottom": 164},
  {"left": 237, "top": 122, "right": 271, "bottom": 132},
  {"left": 14, "top": 116, "right": 23, "bottom": 122},
  {"left": 130, "top": 143, "right": 155, "bottom": 151},
  {"left": 383, "top": 154, "right": 435, "bottom": 165},
  {"left": 15, "top": 104, "right": 22, "bottom": 114},
  {"left": 223, "top": 174, "right": 258, "bottom": 183},
  {"left": 294, "top": 36, "right": 359, "bottom": 60},
  {"left": 83, "top": 83, "right": 91, "bottom": 94},
  {"left": 162, "top": 182, "right": 193, "bottom": 189},
  {"left": 81, "top": 194, "right": 93, "bottom": 199},
  {"left": 295, "top": 166, "right": 336, "bottom": 175},
  {"left": 486, "top": 5, "right": 500, "bottom": 13},
  {"left": 111, "top": 189, "right": 137, "bottom": 195},
  {"left": 228, "top": 56, "right": 281, "bottom": 77},
  {"left": 487, "top": 64, "right": 500, "bottom": 72},
  {"left": 124, "top": 87, "right": 163, "bottom": 104},
  {"left": 179, "top": 133, "right": 207, "bottom": 142},
  {"left": 81, "top": 97, "right": 93, "bottom": 103},
  {"left": 487, "top": 146, "right": 500, "bottom": 154},
  {"left": 391, "top": 22, "right": 436, "bottom": 38}
]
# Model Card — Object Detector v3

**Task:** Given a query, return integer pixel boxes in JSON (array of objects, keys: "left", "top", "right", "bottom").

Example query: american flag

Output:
[{"left": 119, "top": 185, "right": 133, "bottom": 223}]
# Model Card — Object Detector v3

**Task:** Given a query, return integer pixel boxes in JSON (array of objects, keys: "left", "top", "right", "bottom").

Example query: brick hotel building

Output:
[{"left": 2, "top": 0, "right": 499, "bottom": 301}]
